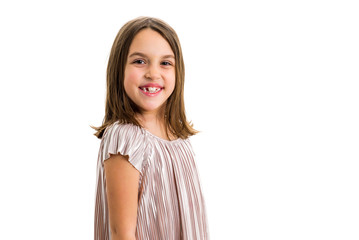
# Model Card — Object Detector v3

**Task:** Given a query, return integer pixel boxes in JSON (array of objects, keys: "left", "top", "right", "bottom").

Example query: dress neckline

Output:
[{"left": 141, "top": 127, "right": 183, "bottom": 143}]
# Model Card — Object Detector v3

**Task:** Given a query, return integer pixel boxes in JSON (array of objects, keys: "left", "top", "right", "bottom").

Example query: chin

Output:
[{"left": 139, "top": 103, "right": 166, "bottom": 114}]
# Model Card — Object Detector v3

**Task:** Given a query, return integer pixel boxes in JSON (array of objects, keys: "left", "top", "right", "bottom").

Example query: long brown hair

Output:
[{"left": 91, "top": 16, "right": 198, "bottom": 139}]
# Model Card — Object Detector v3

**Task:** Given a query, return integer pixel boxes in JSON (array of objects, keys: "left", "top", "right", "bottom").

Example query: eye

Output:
[
  {"left": 133, "top": 59, "right": 146, "bottom": 64},
  {"left": 161, "top": 61, "right": 172, "bottom": 66}
]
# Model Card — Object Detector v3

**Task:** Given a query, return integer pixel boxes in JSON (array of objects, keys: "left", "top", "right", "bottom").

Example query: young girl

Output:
[{"left": 92, "top": 17, "right": 209, "bottom": 240}]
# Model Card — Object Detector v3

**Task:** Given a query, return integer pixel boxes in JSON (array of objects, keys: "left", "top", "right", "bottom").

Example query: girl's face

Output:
[{"left": 124, "top": 28, "right": 176, "bottom": 116}]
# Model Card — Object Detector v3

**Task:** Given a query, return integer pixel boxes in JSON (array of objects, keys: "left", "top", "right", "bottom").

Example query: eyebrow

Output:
[{"left": 128, "top": 52, "right": 175, "bottom": 59}]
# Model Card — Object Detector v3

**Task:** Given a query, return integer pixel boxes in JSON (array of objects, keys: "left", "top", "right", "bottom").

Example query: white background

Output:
[{"left": 0, "top": 0, "right": 358, "bottom": 239}]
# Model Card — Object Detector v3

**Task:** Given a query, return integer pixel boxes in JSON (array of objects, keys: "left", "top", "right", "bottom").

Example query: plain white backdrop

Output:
[{"left": 0, "top": 0, "right": 358, "bottom": 239}]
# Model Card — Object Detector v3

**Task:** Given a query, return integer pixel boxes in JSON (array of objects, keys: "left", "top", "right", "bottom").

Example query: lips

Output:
[{"left": 139, "top": 83, "right": 164, "bottom": 95}]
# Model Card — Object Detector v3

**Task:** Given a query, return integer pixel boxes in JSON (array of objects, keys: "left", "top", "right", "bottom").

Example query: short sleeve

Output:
[{"left": 101, "top": 122, "right": 148, "bottom": 174}]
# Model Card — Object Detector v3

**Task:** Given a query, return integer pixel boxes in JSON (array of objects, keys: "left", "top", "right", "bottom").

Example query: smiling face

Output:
[{"left": 124, "top": 28, "right": 176, "bottom": 117}]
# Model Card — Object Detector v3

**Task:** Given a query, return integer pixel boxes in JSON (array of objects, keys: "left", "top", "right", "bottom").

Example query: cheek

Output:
[
  {"left": 124, "top": 68, "right": 141, "bottom": 89},
  {"left": 167, "top": 72, "right": 176, "bottom": 93}
]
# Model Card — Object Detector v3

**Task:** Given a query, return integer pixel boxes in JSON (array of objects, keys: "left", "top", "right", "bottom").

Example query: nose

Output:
[{"left": 145, "top": 64, "right": 161, "bottom": 80}]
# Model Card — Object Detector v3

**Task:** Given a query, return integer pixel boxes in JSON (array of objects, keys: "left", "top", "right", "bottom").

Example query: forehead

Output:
[{"left": 128, "top": 28, "right": 174, "bottom": 57}]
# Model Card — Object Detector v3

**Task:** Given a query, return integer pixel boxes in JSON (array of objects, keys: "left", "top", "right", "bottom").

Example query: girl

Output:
[{"left": 92, "top": 17, "right": 209, "bottom": 240}]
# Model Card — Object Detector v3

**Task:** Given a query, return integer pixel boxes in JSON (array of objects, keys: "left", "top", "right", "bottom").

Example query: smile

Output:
[
  {"left": 140, "top": 87, "right": 161, "bottom": 93},
  {"left": 139, "top": 87, "right": 163, "bottom": 96}
]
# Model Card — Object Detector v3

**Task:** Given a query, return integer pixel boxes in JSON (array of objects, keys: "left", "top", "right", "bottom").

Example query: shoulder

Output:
[
  {"left": 101, "top": 121, "right": 148, "bottom": 159},
  {"left": 103, "top": 122, "right": 145, "bottom": 142},
  {"left": 101, "top": 121, "right": 149, "bottom": 174}
]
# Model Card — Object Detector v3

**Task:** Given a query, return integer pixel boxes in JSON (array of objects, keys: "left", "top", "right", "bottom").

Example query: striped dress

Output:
[{"left": 94, "top": 122, "right": 209, "bottom": 239}]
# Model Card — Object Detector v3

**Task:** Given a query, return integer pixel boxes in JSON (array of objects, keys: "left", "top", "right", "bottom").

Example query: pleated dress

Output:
[{"left": 94, "top": 121, "right": 209, "bottom": 240}]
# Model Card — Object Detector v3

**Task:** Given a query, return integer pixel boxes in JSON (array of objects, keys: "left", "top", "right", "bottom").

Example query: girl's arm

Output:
[{"left": 104, "top": 153, "right": 139, "bottom": 240}]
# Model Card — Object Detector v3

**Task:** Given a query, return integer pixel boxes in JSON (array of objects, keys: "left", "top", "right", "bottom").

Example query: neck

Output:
[
  {"left": 135, "top": 106, "right": 174, "bottom": 141},
  {"left": 137, "top": 113, "right": 165, "bottom": 127},
  {"left": 135, "top": 106, "right": 166, "bottom": 130}
]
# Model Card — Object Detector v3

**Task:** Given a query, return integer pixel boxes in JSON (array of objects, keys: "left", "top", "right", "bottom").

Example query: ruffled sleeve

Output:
[{"left": 101, "top": 122, "right": 149, "bottom": 175}]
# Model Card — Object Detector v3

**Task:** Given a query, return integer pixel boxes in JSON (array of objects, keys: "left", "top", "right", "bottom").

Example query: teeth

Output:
[
  {"left": 148, "top": 87, "right": 159, "bottom": 93},
  {"left": 142, "top": 87, "right": 161, "bottom": 93}
]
